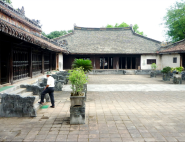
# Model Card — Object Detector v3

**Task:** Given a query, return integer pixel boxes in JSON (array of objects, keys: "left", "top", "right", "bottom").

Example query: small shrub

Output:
[
  {"left": 68, "top": 67, "right": 87, "bottom": 96},
  {"left": 151, "top": 63, "right": 157, "bottom": 70},
  {"left": 175, "top": 66, "right": 184, "bottom": 73},
  {"left": 72, "top": 59, "right": 93, "bottom": 73},
  {"left": 161, "top": 66, "right": 171, "bottom": 73}
]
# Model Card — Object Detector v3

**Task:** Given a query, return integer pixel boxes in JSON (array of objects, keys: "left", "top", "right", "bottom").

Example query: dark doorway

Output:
[
  {"left": 108, "top": 57, "right": 113, "bottom": 69},
  {"left": 127, "top": 57, "right": 131, "bottom": 69},
  {"left": 104, "top": 57, "right": 108, "bottom": 69},
  {"left": 132, "top": 57, "right": 136, "bottom": 69}
]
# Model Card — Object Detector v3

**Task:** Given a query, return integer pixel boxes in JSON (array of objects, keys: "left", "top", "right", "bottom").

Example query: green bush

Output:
[
  {"left": 68, "top": 67, "right": 87, "bottom": 96},
  {"left": 161, "top": 66, "right": 171, "bottom": 73},
  {"left": 151, "top": 63, "right": 157, "bottom": 70},
  {"left": 72, "top": 59, "right": 93, "bottom": 73},
  {"left": 175, "top": 66, "right": 184, "bottom": 73}
]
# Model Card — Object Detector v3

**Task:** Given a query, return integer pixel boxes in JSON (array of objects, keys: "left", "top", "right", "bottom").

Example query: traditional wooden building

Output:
[
  {"left": 159, "top": 39, "right": 185, "bottom": 69},
  {"left": 0, "top": 1, "right": 66, "bottom": 85},
  {"left": 54, "top": 26, "right": 162, "bottom": 70}
]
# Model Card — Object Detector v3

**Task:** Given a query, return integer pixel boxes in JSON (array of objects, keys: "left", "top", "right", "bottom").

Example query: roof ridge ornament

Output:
[{"left": 17, "top": 6, "right": 25, "bottom": 16}]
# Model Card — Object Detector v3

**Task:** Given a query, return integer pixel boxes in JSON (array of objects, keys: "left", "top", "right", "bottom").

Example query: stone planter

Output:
[
  {"left": 70, "top": 106, "right": 85, "bottom": 124},
  {"left": 70, "top": 92, "right": 85, "bottom": 107},
  {"left": 163, "top": 73, "right": 170, "bottom": 81},
  {"left": 70, "top": 92, "right": 86, "bottom": 124},
  {"left": 150, "top": 71, "right": 156, "bottom": 78},
  {"left": 173, "top": 74, "right": 182, "bottom": 84}
]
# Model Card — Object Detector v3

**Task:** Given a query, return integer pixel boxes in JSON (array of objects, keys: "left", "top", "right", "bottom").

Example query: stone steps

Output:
[
  {"left": 9, "top": 88, "right": 27, "bottom": 95},
  {"left": 0, "top": 85, "right": 42, "bottom": 117}
]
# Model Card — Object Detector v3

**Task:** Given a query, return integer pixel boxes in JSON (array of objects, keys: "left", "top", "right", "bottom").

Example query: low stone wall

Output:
[
  {"left": 0, "top": 94, "right": 37, "bottom": 117},
  {"left": 89, "top": 70, "right": 162, "bottom": 75}
]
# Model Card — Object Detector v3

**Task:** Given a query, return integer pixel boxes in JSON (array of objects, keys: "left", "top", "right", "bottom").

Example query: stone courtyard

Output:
[{"left": 1, "top": 75, "right": 185, "bottom": 142}]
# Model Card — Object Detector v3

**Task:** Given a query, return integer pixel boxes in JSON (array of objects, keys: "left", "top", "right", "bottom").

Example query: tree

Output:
[
  {"left": 42, "top": 30, "right": 72, "bottom": 39},
  {"left": 163, "top": 1, "right": 185, "bottom": 42},
  {"left": 106, "top": 22, "right": 146, "bottom": 36},
  {"left": 2, "top": 0, "right": 12, "bottom": 4}
]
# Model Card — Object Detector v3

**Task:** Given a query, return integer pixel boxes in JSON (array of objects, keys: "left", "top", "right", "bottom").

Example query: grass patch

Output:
[
  {"left": 40, "top": 105, "right": 49, "bottom": 109},
  {"left": 0, "top": 86, "right": 14, "bottom": 92}
]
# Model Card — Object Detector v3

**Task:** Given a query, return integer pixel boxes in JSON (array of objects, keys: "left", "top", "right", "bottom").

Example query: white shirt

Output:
[{"left": 47, "top": 76, "right": 55, "bottom": 87}]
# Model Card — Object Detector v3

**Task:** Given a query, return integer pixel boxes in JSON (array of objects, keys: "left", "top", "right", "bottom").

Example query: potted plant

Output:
[
  {"left": 161, "top": 66, "right": 171, "bottom": 81},
  {"left": 68, "top": 67, "right": 87, "bottom": 124},
  {"left": 72, "top": 59, "right": 92, "bottom": 99},
  {"left": 173, "top": 66, "right": 184, "bottom": 84},
  {"left": 170, "top": 67, "right": 176, "bottom": 78},
  {"left": 72, "top": 59, "right": 93, "bottom": 74},
  {"left": 150, "top": 63, "right": 157, "bottom": 78}
]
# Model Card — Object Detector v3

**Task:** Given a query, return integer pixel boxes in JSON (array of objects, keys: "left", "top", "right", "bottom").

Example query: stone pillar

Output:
[{"left": 59, "top": 53, "right": 63, "bottom": 71}]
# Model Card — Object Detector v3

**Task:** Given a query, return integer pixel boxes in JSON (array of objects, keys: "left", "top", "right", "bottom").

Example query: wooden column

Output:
[
  {"left": 42, "top": 52, "right": 44, "bottom": 74},
  {"left": 131, "top": 57, "right": 132, "bottom": 69},
  {"left": 29, "top": 48, "right": 32, "bottom": 78},
  {"left": 0, "top": 44, "right": 1, "bottom": 85},
  {"left": 125, "top": 57, "right": 127, "bottom": 69},
  {"left": 180, "top": 54, "right": 183, "bottom": 67},
  {"left": 108, "top": 57, "right": 109, "bottom": 69},
  {"left": 9, "top": 45, "right": 13, "bottom": 84},
  {"left": 49, "top": 53, "right": 52, "bottom": 71},
  {"left": 121, "top": 57, "right": 122, "bottom": 69}
]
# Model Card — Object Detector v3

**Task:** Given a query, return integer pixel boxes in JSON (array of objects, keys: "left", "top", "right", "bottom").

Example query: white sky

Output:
[{"left": 11, "top": 0, "right": 179, "bottom": 42}]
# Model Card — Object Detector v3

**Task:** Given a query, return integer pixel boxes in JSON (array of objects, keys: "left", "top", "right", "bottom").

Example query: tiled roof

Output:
[
  {"left": 0, "top": 19, "right": 66, "bottom": 52},
  {"left": 159, "top": 39, "right": 185, "bottom": 53},
  {"left": 0, "top": 1, "right": 41, "bottom": 32},
  {"left": 55, "top": 26, "right": 161, "bottom": 54}
]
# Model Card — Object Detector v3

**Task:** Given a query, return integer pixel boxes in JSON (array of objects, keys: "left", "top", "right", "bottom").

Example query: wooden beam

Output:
[
  {"left": 29, "top": 48, "right": 32, "bottom": 78},
  {"left": 130, "top": 57, "right": 132, "bottom": 69},
  {"left": 180, "top": 54, "right": 182, "bottom": 67},
  {"left": 125, "top": 57, "right": 127, "bottom": 69},
  {"left": 9, "top": 45, "right": 13, "bottom": 84},
  {"left": 42, "top": 52, "right": 44, "bottom": 74}
]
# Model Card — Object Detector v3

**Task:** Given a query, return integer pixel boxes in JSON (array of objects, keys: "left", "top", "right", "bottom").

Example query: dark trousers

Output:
[{"left": 41, "top": 87, "right": 55, "bottom": 106}]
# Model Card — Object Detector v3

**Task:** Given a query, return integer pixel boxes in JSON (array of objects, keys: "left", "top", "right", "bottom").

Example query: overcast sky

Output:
[{"left": 11, "top": 0, "right": 179, "bottom": 42}]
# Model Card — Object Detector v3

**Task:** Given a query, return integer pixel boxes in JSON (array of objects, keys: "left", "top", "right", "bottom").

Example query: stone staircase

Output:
[{"left": 0, "top": 87, "right": 41, "bottom": 117}]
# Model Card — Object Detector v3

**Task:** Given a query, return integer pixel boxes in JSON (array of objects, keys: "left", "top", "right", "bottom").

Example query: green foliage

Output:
[
  {"left": 171, "top": 67, "right": 176, "bottom": 72},
  {"left": 106, "top": 24, "right": 114, "bottom": 28},
  {"left": 72, "top": 59, "right": 93, "bottom": 73},
  {"left": 163, "top": 1, "right": 185, "bottom": 42},
  {"left": 42, "top": 30, "right": 72, "bottom": 39},
  {"left": 175, "top": 66, "right": 184, "bottom": 73},
  {"left": 151, "top": 63, "right": 157, "bottom": 70},
  {"left": 2, "top": 0, "right": 12, "bottom": 4},
  {"left": 106, "top": 22, "right": 146, "bottom": 36},
  {"left": 161, "top": 66, "right": 171, "bottom": 73},
  {"left": 68, "top": 67, "right": 87, "bottom": 96}
]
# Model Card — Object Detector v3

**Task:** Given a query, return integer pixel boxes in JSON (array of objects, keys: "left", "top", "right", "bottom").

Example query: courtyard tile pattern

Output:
[
  {"left": 87, "top": 75, "right": 185, "bottom": 84},
  {"left": 1, "top": 90, "right": 185, "bottom": 142}
]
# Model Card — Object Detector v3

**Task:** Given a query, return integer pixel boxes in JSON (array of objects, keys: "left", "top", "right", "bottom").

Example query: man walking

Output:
[{"left": 38, "top": 72, "right": 55, "bottom": 108}]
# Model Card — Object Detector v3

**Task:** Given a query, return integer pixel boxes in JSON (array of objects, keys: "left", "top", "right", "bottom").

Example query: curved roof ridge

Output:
[
  {"left": 54, "top": 26, "right": 161, "bottom": 43},
  {"left": 53, "top": 32, "right": 74, "bottom": 41}
]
